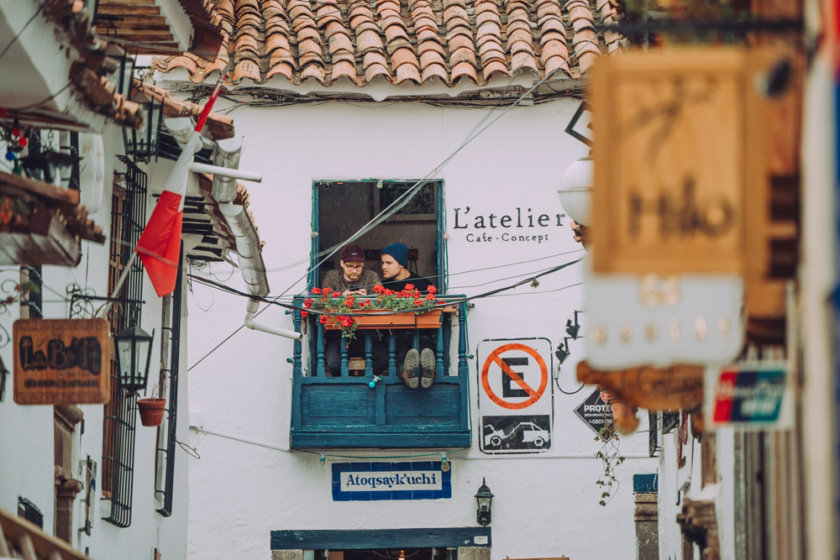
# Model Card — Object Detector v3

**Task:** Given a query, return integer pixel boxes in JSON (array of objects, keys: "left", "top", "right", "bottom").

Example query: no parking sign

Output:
[{"left": 476, "top": 338, "right": 553, "bottom": 454}]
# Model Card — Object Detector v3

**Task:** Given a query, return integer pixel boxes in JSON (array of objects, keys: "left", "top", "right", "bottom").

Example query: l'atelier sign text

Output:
[{"left": 453, "top": 207, "right": 565, "bottom": 244}]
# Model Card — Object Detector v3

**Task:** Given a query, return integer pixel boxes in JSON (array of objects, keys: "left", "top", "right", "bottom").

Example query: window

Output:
[
  {"left": 310, "top": 180, "right": 446, "bottom": 290},
  {"left": 101, "top": 157, "right": 147, "bottom": 527},
  {"left": 288, "top": 179, "right": 470, "bottom": 449}
]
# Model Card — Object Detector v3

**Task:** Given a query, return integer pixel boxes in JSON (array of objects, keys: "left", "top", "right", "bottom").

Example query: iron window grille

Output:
[
  {"left": 17, "top": 497, "right": 43, "bottom": 528},
  {"left": 102, "top": 157, "right": 147, "bottom": 528}
]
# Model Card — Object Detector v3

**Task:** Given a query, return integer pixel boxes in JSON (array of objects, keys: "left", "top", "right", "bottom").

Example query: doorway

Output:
[{"left": 322, "top": 548, "right": 456, "bottom": 560}]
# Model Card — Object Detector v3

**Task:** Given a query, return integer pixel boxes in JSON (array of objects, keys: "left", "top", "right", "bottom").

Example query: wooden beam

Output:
[
  {"left": 109, "top": 29, "right": 176, "bottom": 40},
  {"left": 0, "top": 507, "right": 90, "bottom": 560},
  {"left": 97, "top": 0, "right": 157, "bottom": 6},
  {"left": 95, "top": 5, "right": 162, "bottom": 17},
  {"left": 0, "top": 171, "right": 80, "bottom": 206},
  {"left": 93, "top": 16, "right": 170, "bottom": 29}
]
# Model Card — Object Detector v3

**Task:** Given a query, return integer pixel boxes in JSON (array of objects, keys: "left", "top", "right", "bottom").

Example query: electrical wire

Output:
[
  {"left": 553, "top": 371, "right": 585, "bottom": 395},
  {"left": 5, "top": 82, "right": 74, "bottom": 112},
  {"left": 273, "top": 28, "right": 605, "bottom": 299},
  {"left": 0, "top": 6, "right": 42, "bottom": 61},
  {"left": 185, "top": 28, "right": 605, "bottom": 370},
  {"left": 186, "top": 256, "right": 582, "bottom": 320}
]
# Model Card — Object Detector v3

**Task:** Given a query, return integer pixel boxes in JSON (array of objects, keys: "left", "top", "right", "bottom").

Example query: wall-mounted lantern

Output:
[
  {"left": 123, "top": 98, "right": 163, "bottom": 163},
  {"left": 115, "top": 52, "right": 163, "bottom": 163},
  {"left": 114, "top": 325, "right": 154, "bottom": 394},
  {"left": 475, "top": 478, "right": 494, "bottom": 526}
]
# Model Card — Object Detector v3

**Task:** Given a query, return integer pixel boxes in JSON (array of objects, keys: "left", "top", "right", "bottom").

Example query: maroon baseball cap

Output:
[{"left": 340, "top": 244, "right": 365, "bottom": 263}]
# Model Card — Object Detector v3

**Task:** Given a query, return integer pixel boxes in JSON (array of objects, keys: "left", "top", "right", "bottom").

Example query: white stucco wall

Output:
[
  {"left": 0, "top": 122, "right": 191, "bottom": 560},
  {"left": 182, "top": 96, "right": 657, "bottom": 560}
]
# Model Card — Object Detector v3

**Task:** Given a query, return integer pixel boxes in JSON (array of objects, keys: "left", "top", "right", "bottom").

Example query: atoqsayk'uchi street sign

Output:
[{"left": 13, "top": 318, "right": 110, "bottom": 405}]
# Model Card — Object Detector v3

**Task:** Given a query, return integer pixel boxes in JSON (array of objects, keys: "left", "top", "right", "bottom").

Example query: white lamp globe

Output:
[{"left": 557, "top": 157, "right": 593, "bottom": 226}]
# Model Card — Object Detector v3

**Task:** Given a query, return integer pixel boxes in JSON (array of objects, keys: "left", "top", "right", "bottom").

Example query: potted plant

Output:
[
  {"left": 301, "top": 283, "right": 442, "bottom": 339},
  {"left": 136, "top": 382, "right": 167, "bottom": 427},
  {"left": 136, "top": 397, "right": 166, "bottom": 426}
]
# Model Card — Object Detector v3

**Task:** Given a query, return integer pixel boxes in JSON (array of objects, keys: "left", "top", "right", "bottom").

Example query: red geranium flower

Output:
[
  {"left": 373, "top": 284, "right": 385, "bottom": 294},
  {"left": 404, "top": 284, "right": 415, "bottom": 292},
  {"left": 427, "top": 285, "right": 438, "bottom": 294},
  {"left": 414, "top": 298, "right": 423, "bottom": 306},
  {"left": 344, "top": 297, "right": 355, "bottom": 307},
  {"left": 303, "top": 298, "right": 313, "bottom": 308},
  {"left": 425, "top": 294, "right": 436, "bottom": 301},
  {"left": 319, "top": 315, "right": 328, "bottom": 324},
  {"left": 300, "top": 310, "right": 309, "bottom": 318},
  {"left": 323, "top": 287, "right": 333, "bottom": 295},
  {"left": 312, "top": 287, "right": 322, "bottom": 294}
]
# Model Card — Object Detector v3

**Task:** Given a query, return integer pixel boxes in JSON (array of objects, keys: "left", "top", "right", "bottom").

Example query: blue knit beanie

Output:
[{"left": 382, "top": 242, "right": 409, "bottom": 267}]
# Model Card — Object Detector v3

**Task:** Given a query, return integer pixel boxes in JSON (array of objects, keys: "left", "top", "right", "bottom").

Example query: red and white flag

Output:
[
  {"left": 134, "top": 79, "right": 224, "bottom": 296},
  {"left": 134, "top": 132, "right": 201, "bottom": 296}
]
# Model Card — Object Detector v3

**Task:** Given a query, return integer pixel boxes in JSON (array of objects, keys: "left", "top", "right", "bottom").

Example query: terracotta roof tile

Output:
[
  {"left": 154, "top": 0, "right": 623, "bottom": 89},
  {"left": 265, "top": 61, "right": 295, "bottom": 81},
  {"left": 134, "top": 79, "right": 234, "bottom": 140}
]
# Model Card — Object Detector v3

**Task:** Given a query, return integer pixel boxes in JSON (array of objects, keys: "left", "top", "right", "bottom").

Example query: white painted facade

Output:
[
  {"left": 0, "top": 123, "right": 193, "bottom": 558},
  {"left": 175, "top": 92, "right": 659, "bottom": 559}
]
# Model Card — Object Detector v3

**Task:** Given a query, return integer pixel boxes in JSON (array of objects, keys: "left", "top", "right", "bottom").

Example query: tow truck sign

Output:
[{"left": 477, "top": 338, "right": 553, "bottom": 454}]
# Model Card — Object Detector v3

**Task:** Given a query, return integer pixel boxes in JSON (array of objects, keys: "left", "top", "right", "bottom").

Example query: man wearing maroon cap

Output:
[
  {"left": 322, "top": 243, "right": 380, "bottom": 295},
  {"left": 320, "top": 244, "right": 380, "bottom": 376}
]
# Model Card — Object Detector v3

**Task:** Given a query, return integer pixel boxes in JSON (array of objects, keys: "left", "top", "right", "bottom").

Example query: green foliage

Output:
[{"left": 595, "top": 419, "right": 625, "bottom": 507}]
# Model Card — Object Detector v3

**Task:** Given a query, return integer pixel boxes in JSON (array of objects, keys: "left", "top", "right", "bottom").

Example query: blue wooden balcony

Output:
[{"left": 289, "top": 296, "right": 472, "bottom": 449}]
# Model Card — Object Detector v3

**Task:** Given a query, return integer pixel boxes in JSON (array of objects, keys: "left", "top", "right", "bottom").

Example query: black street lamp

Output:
[
  {"left": 114, "top": 325, "right": 154, "bottom": 394},
  {"left": 475, "top": 478, "right": 494, "bottom": 527},
  {"left": 123, "top": 98, "right": 163, "bottom": 162}
]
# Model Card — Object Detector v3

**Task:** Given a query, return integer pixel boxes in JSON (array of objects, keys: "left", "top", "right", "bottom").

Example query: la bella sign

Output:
[{"left": 13, "top": 318, "right": 110, "bottom": 405}]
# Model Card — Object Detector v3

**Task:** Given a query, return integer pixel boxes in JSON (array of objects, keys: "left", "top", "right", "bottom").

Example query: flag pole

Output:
[
  {"left": 97, "top": 251, "right": 138, "bottom": 318},
  {"left": 99, "top": 73, "right": 227, "bottom": 317}
]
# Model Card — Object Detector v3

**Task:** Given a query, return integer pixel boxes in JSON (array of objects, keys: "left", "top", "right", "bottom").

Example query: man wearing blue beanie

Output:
[
  {"left": 380, "top": 242, "right": 435, "bottom": 389},
  {"left": 380, "top": 242, "right": 430, "bottom": 293}
]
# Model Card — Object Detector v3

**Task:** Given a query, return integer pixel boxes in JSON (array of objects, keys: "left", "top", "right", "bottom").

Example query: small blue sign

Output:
[{"left": 332, "top": 461, "right": 451, "bottom": 501}]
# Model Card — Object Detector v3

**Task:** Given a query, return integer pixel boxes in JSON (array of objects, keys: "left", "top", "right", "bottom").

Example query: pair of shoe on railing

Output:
[{"left": 399, "top": 348, "right": 435, "bottom": 389}]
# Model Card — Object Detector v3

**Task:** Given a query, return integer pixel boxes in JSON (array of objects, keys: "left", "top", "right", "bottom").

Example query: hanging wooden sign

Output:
[
  {"left": 590, "top": 48, "right": 765, "bottom": 275},
  {"left": 576, "top": 360, "right": 704, "bottom": 411},
  {"left": 13, "top": 318, "right": 111, "bottom": 405}
]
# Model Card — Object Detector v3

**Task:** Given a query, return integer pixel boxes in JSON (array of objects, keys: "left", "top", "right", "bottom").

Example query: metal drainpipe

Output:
[
  {"left": 244, "top": 298, "right": 300, "bottom": 340},
  {"left": 217, "top": 202, "right": 300, "bottom": 341},
  {"left": 165, "top": 117, "right": 300, "bottom": 339}
]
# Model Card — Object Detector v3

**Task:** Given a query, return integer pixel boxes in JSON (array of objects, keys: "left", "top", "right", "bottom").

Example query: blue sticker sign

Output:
[{"left": 332, "top": 461, "right": 451, "bottom": 501}]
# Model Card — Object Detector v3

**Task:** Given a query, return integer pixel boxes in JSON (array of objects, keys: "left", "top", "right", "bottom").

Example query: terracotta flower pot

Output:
[
  {"left": 137, "top": 398, "right": 166, "bottom": 427},
  {"left": 324, "top": 309, "right": 443, "bottom": 331}
]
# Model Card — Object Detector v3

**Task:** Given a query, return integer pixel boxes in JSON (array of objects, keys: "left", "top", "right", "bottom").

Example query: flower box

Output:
[{"left": 323, "top": 309, "right": 443, "bottom": 331}]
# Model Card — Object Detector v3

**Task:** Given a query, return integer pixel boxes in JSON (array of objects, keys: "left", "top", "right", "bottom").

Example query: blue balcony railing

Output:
[{"left": 289, "top": 296, "right": 472, "bottom": 449}]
